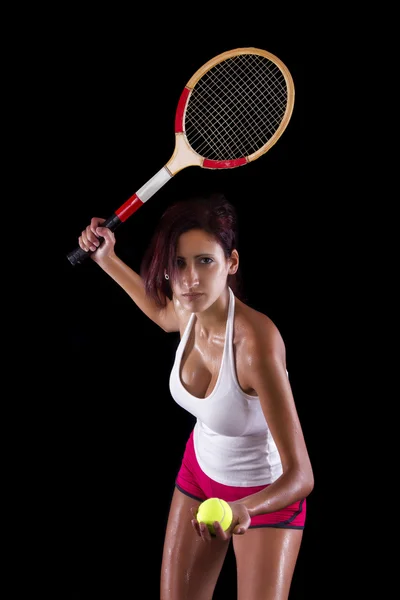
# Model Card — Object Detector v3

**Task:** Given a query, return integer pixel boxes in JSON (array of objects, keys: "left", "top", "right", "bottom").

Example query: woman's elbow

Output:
[{"left": 302, "top": 464, "right": 315, "bottom": 497}]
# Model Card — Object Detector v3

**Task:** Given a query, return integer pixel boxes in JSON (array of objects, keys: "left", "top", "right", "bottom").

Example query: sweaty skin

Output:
[{"left": 78, "top": 218, "right": 314, "bottom": 600}]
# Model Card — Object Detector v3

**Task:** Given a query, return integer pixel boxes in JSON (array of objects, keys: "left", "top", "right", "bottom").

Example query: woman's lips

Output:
[{"left": 182, "top": 293, "right": 204, "bottom": 299}]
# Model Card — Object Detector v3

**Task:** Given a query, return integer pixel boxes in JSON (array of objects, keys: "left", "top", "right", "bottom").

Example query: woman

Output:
[{"left": 77, "top": 192, "right": 314, "bottom": 600}]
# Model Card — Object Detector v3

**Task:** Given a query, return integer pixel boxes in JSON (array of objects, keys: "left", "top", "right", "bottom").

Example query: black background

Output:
[{"left": 36, "top": 21, "right": 335, "bottom": 600}]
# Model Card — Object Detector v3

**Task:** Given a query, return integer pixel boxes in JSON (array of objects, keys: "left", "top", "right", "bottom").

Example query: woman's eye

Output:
[{"left": 176, "top": 258, "right": 213, "bottom": 268}]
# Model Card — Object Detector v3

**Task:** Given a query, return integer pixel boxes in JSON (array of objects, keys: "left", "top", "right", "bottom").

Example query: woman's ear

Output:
[{"left": 229, "top": 249, "right": 239, "bottom": 275}]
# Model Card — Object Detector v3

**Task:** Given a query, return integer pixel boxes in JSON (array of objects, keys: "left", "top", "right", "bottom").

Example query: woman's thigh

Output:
[
  {"left": 233, "top": 527, "right": 303, "bottom": 600},
  {"left": 161, "top": 487, "right": 231, "bottom": 600}
]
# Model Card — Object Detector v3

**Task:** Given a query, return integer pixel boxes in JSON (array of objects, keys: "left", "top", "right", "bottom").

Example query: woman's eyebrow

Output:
[{"left": 176, "top": 253, "right": 216, "bottom": 259}]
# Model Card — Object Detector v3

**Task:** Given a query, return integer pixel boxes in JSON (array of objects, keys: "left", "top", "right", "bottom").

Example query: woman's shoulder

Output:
[{"left": 234, "top": 297, "right": 284, "bottom": 351}]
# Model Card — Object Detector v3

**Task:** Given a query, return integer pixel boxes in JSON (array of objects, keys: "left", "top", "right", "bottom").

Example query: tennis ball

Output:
[{"left": 196, "top": 498, "right": 233, "bottom": 535}]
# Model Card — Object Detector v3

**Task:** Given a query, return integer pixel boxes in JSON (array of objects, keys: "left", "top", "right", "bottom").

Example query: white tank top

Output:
[{"left": 169, "top": 287, "right": 283, "bottom": 486}]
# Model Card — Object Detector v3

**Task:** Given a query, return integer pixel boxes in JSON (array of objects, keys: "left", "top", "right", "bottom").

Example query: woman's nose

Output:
[{"left": 182, "top": 265, "right": 199, "bottom": 287}]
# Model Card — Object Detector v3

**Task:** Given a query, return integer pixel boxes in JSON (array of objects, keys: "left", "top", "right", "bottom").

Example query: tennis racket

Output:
[{"left": 67, "top": 47, "right": 295, "bottom": 265}]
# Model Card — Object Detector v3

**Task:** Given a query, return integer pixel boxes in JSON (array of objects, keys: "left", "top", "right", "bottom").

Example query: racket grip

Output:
[{"left": 66, "top": 213, "right": 122, "bottom": 266}]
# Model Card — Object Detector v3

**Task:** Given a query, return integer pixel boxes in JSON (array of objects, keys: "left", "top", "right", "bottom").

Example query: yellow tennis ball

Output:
[{"left": 196, "top": 498, "right": 233, "bottom": 535}]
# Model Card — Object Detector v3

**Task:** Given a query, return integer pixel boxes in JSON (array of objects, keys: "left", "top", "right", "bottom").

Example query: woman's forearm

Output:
[{"left": 237, "top": 469, "right": 314, "bottom": 517}]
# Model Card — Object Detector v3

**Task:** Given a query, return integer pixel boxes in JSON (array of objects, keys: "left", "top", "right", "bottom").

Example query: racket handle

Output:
[{"left": 66, "top": 213, "right": 122, "bottom": 266}]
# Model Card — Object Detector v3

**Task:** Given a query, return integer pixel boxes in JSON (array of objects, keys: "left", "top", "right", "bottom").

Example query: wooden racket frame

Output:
[{"left": 167, "top": 47, "right": 295, "bottom": 176}]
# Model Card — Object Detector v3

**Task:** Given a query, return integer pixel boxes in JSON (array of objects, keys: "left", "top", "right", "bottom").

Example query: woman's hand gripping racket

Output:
[{"left": 67, "top": 47, "right": 295, "bottom": 265}]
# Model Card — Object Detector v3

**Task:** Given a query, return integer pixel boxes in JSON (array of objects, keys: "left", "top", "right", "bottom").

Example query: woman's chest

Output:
[
  {"left": 180, "top": 334, "right": 254, "bottom": 398},
  {"left": 180, "top": 336, "right": 224, "bottom": 398}
]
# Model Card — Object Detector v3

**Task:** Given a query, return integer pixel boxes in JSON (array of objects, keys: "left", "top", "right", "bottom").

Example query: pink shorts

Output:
[{"left": 175, "top": 430, "right": 306, "bottom": 529}]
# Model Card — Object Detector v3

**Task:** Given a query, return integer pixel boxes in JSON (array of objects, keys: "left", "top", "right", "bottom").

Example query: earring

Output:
[{"left": 165, "top": 273, "right": 169, "bottom": 280}]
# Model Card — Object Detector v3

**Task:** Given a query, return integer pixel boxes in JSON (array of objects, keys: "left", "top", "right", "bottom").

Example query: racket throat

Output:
[{"left": 166, "top": 133, "right": 203, "bottom": 176}]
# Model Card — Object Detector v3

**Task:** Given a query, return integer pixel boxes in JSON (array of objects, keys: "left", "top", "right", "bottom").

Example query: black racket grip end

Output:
[
  {"left": 66, "top": 213, "right": 122, "bottom": 266},
  {"left": 67, "top": 246, "right": 92, "bottom": 266}
]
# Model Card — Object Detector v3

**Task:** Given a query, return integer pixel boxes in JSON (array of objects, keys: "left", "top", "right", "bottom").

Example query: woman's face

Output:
[{"left": 172, "top": 228, "right": 238, "bottom": 311}]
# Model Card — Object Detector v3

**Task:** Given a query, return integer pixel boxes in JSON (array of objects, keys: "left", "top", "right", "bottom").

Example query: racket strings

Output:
[{"left": 185, "top": 53, "right": 289, "bottom": 160}]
